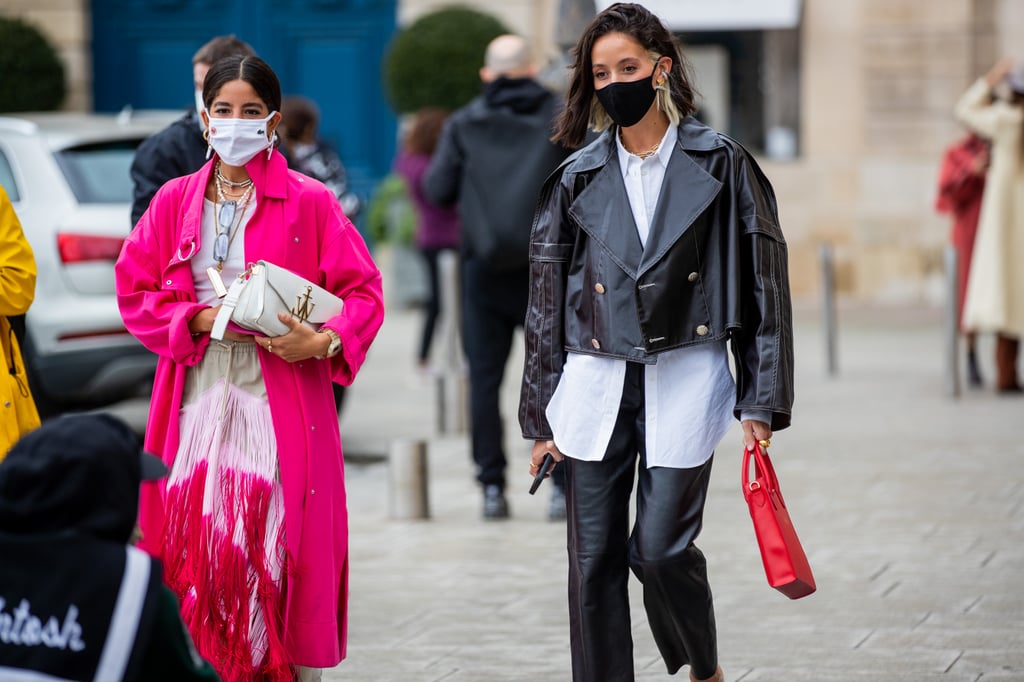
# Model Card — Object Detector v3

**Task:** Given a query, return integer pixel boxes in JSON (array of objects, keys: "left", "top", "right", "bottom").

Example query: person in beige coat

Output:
[{"left": 955, "top": 57, "right": 1024, "bottom": 393}]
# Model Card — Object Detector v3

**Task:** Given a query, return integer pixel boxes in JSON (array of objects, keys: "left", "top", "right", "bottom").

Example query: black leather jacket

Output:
[{"left": 519, "top": 119, "right": 794, "bottom": 439}]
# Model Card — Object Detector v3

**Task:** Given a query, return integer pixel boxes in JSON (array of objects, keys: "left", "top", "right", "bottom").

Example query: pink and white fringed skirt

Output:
[{"left": 164, "top": 339, "right": 291, "bottom": 682}]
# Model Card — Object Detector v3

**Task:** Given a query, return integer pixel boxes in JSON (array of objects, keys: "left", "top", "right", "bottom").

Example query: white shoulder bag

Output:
[{"left": 210, "top": 260, "right": 344, "bottom": 339}]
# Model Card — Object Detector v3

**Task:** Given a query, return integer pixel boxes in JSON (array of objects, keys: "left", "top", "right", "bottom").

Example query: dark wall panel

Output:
[{"left": 91, "top": 0, "right": 397, "bottom": 212}]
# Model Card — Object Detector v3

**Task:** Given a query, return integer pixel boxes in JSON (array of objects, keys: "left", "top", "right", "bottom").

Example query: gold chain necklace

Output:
[
  {"left": 619, "top": 130, "right": 660, "bottom": 159},
  {"left": 213, "top": 174, "right": 254, "bottom": 271},
  {"left": 215, "top": 161, "right": 254, "bottom": 190}
]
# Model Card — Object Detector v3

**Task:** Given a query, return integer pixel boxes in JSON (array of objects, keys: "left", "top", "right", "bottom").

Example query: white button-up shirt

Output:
[{"left": 545, "top": 124, "right": 736, "bottom": 468}]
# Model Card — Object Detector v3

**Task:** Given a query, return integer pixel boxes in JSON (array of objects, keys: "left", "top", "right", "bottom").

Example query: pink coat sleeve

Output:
[
  {"left": 315, "top": 193, "right": 384, "bottom": 386},
  {"left": 115, "top": 182, "right": 210, "bottom": 365}
]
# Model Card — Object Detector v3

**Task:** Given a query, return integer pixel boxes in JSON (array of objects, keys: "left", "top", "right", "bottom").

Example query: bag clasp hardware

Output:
[{"left": 290, "top": 286, "right": 316, "bottom": 323}]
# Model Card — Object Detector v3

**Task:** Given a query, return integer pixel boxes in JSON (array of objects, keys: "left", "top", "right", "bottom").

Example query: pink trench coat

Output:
[{"left": 115, "top": 151, "right": 384, "bottom": 667}]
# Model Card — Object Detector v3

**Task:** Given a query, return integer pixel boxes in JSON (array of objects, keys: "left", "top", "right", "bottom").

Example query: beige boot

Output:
[{"left": 690, "top": 665, "right": 724, "bottom": 682}]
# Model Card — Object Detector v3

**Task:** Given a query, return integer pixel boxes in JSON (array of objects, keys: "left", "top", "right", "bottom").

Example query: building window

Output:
[{"left": 681, "top": 27, "right": 801, "bottom": 160}]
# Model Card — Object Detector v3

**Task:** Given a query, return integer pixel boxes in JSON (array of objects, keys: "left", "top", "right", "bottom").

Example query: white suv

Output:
[{"left": 0, "top": 110, "right": 181, "bottom": 415}]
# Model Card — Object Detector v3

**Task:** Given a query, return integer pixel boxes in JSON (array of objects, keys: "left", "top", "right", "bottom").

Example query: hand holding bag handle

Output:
[
  {"left": 211, "top": 275, "right": 247, "bottom": 340},
  {"left": 742, "top": 440, "right": 816, "bottom": 599},
  {"left": 211, "top": 261, "right": 344, "bottom": 340}
]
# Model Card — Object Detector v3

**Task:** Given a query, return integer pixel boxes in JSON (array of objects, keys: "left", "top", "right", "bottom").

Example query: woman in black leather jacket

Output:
[{"left": 518, "top": 4, "right": 794, "bottom": 681}]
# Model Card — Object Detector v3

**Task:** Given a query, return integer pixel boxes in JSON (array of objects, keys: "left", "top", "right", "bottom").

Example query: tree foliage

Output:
[
  {"left": 0, "top": 16, "right": 65, "bottom": 113},
  {"left": 383, "top": 6, "right": 509, "bottom": 114}
]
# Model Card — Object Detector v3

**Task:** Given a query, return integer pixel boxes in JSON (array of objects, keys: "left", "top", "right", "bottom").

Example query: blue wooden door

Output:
[{"left": 91, "top": 0, "right": 397, "bottom": 222}]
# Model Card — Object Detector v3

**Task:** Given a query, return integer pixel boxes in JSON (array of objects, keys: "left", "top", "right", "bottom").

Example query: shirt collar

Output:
[{"left": 615, "top": 123, "right": 678, "bottom": 175}]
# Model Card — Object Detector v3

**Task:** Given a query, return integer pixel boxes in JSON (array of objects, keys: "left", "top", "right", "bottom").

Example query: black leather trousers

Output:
[{"left": 565, "top": 362, "right": 718, "bottom": 681}]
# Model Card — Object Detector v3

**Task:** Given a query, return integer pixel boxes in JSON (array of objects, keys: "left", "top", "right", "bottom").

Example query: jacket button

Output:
[
  {"left": 591, "top": 338, "right": 601, "bottom": 349},
  {"left": 165, "top": 280, "right": 173, "bottom": 286},
  {"left": 594, "top": 283, "right": 605, "bottom": 294},
  {"left": 696, "top": 325, "right": 709, "bottom": 336},
  {"left": 688, "top": 272, "right": 698, "bottom": 282}
]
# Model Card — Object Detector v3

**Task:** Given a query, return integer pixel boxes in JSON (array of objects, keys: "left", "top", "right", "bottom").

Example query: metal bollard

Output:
[
  {"left": 820, "top": 243, "right": 838, "bottom": 376},
  {"left": 944, "top": 245, "right": 961, "bottom": 398},
  {"left": 435, "top": 372, "right": 466, "bottom": 434},
  {"left": 388, "top": 439, "right": 430, "bottom": 519},
  {"left": 435, "top": 250, "right": 467, "bottom": 434}
]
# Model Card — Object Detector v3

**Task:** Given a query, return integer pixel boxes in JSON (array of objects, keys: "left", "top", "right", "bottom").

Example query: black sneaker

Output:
[
  {"left": 483, "top": 484, "right": 509, "bottom": 520},
  {"left": 548, "top": 486, "right": 567, "bottom": 521}
]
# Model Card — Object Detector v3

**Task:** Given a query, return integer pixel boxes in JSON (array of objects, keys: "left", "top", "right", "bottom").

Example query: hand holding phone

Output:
[{"left": 529, "top": 453, "right": 554, "bottom": 495}]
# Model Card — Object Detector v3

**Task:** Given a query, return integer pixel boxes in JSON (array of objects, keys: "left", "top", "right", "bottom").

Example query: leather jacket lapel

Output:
[
  {"left": 639, "top": 144, "right": 723, "bottom": 277},
  {"left": 569, "top": 154, "right": 643, "bottom": 279}
]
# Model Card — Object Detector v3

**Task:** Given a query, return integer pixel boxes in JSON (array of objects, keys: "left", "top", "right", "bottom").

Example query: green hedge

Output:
[
  {"left": 366, "top": 174, "right": 416, "bottom": 245},
  {"left": 0, "top": 16, "right": 65, "bottom": 113},
  {"left": 383, "top": 6, "right": 509, "bottom": 114}
]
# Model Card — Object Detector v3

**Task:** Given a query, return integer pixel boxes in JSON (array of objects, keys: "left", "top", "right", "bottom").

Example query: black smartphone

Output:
[{"left": 529, "top": 453, "right": 554, "bottom": 495}]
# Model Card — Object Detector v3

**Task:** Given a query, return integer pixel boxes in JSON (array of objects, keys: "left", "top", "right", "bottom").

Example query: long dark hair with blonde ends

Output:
[{"left": 553, "top": 3, "right": 699, "bottom": 148}]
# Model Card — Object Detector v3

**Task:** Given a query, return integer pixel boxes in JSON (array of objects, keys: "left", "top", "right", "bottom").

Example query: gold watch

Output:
[{"left": 318, "top": 327, "right": 342, "bottom": 359}]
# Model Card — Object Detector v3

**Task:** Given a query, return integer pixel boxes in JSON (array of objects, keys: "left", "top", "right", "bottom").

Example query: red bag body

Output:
[{"left": 742, "top": 442, "right": 816, "bottom": 599}]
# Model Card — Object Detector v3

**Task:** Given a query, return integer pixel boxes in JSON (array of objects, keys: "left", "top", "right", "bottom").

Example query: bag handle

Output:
[
  {"left": 742, "top": 441, "right": 785, "bottom": 507},
  {"left": 211, "top": 276, "right": 247, "bottom": 341},
  {"left": 210, "top": 262, "right": 262, "bottom": 340}
]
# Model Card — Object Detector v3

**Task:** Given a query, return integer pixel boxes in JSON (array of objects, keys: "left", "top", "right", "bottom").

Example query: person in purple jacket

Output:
[{"left": 394, "top": 108, "right": 461, "bottom": 371}]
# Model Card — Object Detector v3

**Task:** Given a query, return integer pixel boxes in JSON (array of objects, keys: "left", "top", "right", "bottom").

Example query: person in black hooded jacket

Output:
[
  {"left": 0, "top": 413, "right": 219, "bottom": 682},
  {"left": 423, "top": 34, "right": 572, "bottom": 520}
]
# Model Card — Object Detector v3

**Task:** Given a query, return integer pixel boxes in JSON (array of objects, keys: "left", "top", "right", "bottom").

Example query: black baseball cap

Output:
[{"left": 0, "top": 413, "right": 167, "bottom": 541}]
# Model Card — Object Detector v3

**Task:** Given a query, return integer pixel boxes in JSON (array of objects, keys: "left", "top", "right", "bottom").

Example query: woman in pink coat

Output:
[{"left": 115, "top": 55, "right": 384, "bottom": 682}]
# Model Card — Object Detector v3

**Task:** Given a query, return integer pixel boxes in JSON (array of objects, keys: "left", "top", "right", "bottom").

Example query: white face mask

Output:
[{"left": 206, "top": 111, "right": 278, "bottom": 167}]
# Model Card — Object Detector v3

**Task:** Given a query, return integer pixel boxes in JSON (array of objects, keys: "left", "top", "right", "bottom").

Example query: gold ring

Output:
[
  {"left": 267, "top": 340, "right": 273, "bottom": 353},
  {"left": 759, "top": 439, "right": 771, "bottom": 448}
]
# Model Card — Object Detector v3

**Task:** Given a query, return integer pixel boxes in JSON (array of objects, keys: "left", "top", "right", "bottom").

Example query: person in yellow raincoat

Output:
[{"left": 1, "top": 185, "right": 40, "bottom": 458}]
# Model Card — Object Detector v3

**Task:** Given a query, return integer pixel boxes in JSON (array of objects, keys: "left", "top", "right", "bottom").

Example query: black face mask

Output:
[{"left": 595, "top": 76, "right": 657, "bottom": 128}]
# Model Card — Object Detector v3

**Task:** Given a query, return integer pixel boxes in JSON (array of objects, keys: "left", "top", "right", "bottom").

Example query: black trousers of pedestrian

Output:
[
  {"left": 417, "top": 247, "right": 451, "bottom": 364},
  {"left": 461, "top": 257, "right": 529, "bottom": 490},
  {"left": 565, "top": 362, "right": 717, "bottom": 681}
]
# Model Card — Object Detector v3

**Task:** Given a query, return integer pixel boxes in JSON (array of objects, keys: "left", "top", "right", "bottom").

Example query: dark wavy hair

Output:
[
  {"left": 404, "top": 107, "right": 450, "bottom": 155},
  {"left": 203, "top": 55, "right": 282, "bottom": 114},
  {"left": 192, "top": 34, "right": 256, "bottom": 67},
  {"left": 553, "top": 3, "right": 698, "bottom": 148}
]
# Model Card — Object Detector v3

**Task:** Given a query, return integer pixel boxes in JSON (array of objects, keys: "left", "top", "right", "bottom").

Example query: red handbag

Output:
[{"left": 742, "top": 441, "right": 816, "bottom": 599}]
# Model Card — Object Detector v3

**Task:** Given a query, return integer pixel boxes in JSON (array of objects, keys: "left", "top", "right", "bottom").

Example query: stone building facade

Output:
[{"left": 7, "top": 0, "right": 1023, "bottom": 301}]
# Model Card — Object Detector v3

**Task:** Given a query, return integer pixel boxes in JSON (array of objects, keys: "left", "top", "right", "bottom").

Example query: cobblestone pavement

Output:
[
  {"left": 104, "top": 300, "right": 1022, "bottom": 680},
  {"left": 324, "top": 302, "right": 1023, "bottom": 681}
]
